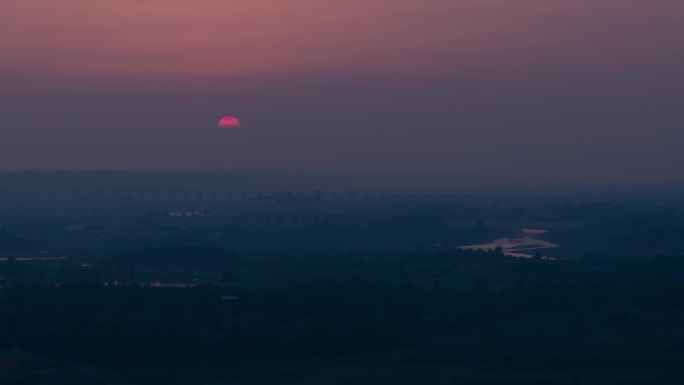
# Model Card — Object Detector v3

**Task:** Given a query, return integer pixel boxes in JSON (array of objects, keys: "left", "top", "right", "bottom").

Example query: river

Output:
[{"left": 458, "top": 229, "right": 559, "bottom": 260}]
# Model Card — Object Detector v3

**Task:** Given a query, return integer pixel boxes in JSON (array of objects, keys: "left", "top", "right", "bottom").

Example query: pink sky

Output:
[
  {"left": 1, "top": 1, "right": 684, "bottom": 181},
  {"left": 2, "top": 0, "right": 682, "bottom": 82}
]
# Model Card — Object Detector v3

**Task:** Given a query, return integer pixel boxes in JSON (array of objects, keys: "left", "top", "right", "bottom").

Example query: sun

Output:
[{"left": 218, "top": 116, "right": 241, "bottom": 129}]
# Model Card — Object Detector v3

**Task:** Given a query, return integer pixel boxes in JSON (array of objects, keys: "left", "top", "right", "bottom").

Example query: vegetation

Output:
[
  {"left": 2, "top": 260, "right": 684, "bottom": 384},
  {"left": 2, "top": 198, "right": 684, "bottom": 383}
]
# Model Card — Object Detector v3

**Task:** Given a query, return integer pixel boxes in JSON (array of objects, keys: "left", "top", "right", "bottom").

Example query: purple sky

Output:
[{"left": 1, "top": 0, "right": 683, "bottom": 183}]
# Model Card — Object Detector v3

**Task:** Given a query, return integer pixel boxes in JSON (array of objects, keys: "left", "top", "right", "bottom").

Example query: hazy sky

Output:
[{"left": 1, "top": 0, "right": 683, "bottom": 183}]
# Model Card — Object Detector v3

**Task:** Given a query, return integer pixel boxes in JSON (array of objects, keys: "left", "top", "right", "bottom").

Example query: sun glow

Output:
[{"left": 218, "top": 116, "right": 241, "bottom": 129}]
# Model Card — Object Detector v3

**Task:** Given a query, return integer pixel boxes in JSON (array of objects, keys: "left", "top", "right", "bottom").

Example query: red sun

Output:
[{"left": 218, "top": 116, "right": 241, "bottom": 129}]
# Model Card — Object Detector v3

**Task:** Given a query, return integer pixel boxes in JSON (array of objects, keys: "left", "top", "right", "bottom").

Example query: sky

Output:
[{"left": 1, "top": 0, "right": 683, "bottom": 184}]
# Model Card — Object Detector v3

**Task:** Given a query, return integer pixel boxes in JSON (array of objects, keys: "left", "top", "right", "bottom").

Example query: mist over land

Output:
[
  {"left": 2, "top": 170, "right": 684, "bottom": 199},
  {"left": 4, "top": 72, "right": 684, "bottom": 185}
]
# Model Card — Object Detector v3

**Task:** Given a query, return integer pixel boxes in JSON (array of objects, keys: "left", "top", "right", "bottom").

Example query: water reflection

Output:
[{"left": 458, "top": 229, "right": 559, "bottom": 259}]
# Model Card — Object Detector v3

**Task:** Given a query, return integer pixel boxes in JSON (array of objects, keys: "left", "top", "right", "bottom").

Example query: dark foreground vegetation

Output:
[
  {"left": 2, "top": 265, "right": 684, "bottom": 384},
  {"left": 2, "top": 189, "right": 684, "bottom": 384}
]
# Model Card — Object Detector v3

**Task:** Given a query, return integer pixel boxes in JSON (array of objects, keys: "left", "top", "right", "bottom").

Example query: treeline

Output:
[
  {"left": 0, "top": 281, "right": 419, "bottom": 364},
  {"left": 550, "top": 202, "right": 684, "bottom": 246},
  {"left": 0, "top": 232, "right": 35, "bottom": 252},
  {"left": 113, "top": 245, "right": 232, "bottom": 268},
  {"left": 2, "top": 276, "right": 684, "bottom": 366}
]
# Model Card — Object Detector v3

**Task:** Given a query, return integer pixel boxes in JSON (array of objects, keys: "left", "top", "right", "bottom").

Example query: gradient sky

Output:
[{"left": 1, "top": 0, "right": 683, "bottom": 183}]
